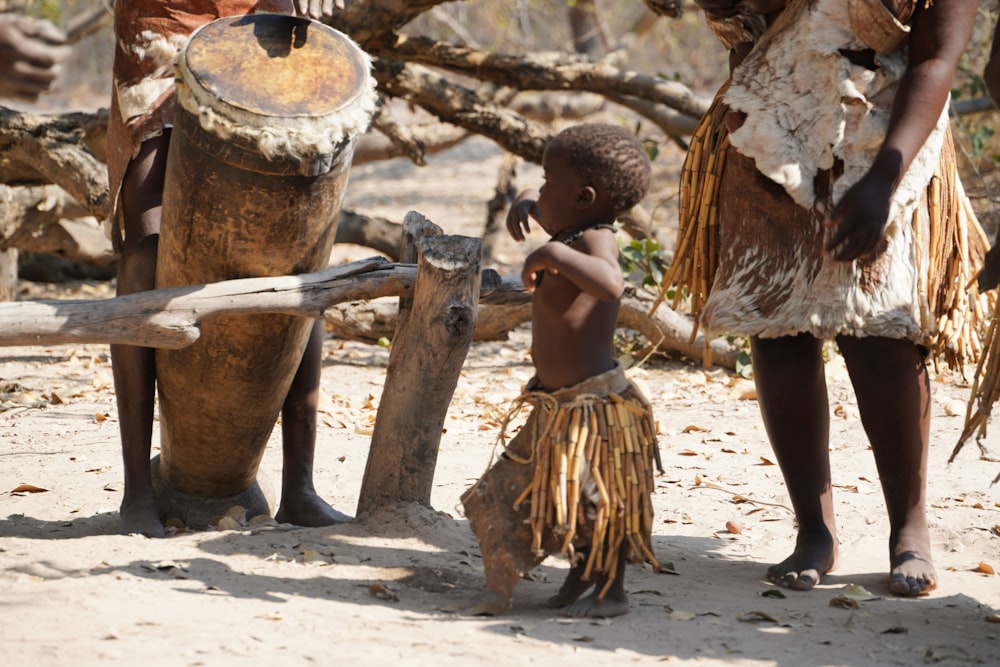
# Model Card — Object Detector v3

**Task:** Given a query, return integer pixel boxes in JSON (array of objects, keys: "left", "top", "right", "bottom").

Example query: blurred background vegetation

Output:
[{"left": 13, "top": 0, "right": 1000, "bottom": 243}]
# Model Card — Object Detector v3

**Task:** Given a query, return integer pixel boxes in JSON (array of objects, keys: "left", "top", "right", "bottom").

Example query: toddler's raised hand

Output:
[{"left": 506, "top": 189, "right": 541, "bottom": 242}]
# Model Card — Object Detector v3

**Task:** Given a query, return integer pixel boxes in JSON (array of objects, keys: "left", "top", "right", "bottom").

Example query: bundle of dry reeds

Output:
[
  {"left": 509, "top": 390, "right": 660, "bottom": 600},
  {"left": 651, "top": 85, "right": 730, "bottom": 338},
  {"left": 921, "top": 128, "right": 994, "bottom": 374}
]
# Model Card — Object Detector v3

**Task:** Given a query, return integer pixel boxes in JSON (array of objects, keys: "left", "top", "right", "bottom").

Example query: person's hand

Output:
[
  {"left": 294, "top": 0, "right": 345, "bottom": 20},
  {"left": 0, "top": 14, "right": 70, "bottom": 102},
  {"left": 506, "top": 190, "right": 541, "bottom": 242},
  {"left": 521, "top": 245, "right": 557, "bottom": 293},
  {"left": 823, "top": 172, "right": 893, "bottom": 262}
]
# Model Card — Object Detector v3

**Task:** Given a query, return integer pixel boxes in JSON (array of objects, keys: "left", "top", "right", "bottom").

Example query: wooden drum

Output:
[{"left": 153, "top": 13, "right": 375, "bottom": 522}]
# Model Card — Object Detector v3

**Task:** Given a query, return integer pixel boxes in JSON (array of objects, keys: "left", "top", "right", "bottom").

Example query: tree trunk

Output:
[{"left": 358, "top": 217, "right": 482, "bottom": 514}]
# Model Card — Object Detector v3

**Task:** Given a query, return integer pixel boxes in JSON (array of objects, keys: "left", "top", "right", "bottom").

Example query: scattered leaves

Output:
[
  {"left": 658, "top": 562, "right": 679, "bottom": 575},
  {"left": 369, "top": 583, "right": 399, "bottom": 602},
  {"left": 668, "top": 610, "right": 695, "bottom": 621},
  {"left": 10, "top": 483, "right": 48, "bottom": 494},
  {"left": 943, "top": 399, "right": 965, "bottom": 417},
  {"left": 841, "top": 583, "right": 879, "bottom": 601},
  {"left": 301, "top": 548, "right": 331, "bottom": 564},
  {"left": 975, "top": 562, "right": 995, "bottom": 575},
  {"left": 737, "top": 610, "right": 778, "bottom": 623},
  {"left": 760, "top": 589, "right": 786, "bottom": 599},
  {"left": 216, "top": 516, "right": 241, "bottom": 531},
  {"left": 829, "top": 596, "right": 859, "bottom": 610}
]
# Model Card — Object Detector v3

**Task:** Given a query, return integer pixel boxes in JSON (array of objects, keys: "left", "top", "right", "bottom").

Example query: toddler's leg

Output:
[{"left": 558, "top": 549, "right": 629, "bottom": 618}]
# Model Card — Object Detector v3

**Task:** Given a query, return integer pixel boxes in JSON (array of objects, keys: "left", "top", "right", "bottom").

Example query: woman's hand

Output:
[
  {"left": 294, "top": 0, "right": 345, "bottom": 20},
  {"left": 823, "top": 171, "right": 894, "bottom": 262}
]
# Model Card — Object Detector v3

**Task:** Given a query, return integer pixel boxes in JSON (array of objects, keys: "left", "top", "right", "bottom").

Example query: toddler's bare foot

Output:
[
  {"left": 559, "top": 589, "right": 628, "bottom": 618},
  {"left": 276, "top": 490, "right": 351, "bottom": 526},
  {"left": 546, "top": 567, "right": 592, "bottom": 608},
  {"left": 766, "top": 531, "right": 837, "bottom": 591},
  {"left": 889, "top": 526, "right": 936, "bottom": 596},
  {"left": 120, "top": 491, "right": 164, "bottom": 538}
]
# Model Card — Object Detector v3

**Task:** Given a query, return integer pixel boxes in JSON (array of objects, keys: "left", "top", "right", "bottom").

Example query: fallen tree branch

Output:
[
  {"left": 374, "top": 36, "right": 711, "bottom": 121},
  {"left": 0, "top": 253, "right": 735, "bottom": 367},
  {"left": 0, "top": 257, "right": 406, "bottom": 348},
  {"left": 0, "top": 107, "right": 109, "bottom": 217}
]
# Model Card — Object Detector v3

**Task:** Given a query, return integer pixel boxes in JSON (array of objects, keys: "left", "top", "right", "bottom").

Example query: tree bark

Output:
[
  {"left": 0, "top": 256, "right": 406, "bottom": 348},
  {"left": 358, "top": 223, "right": 482, "bottom": 514}
]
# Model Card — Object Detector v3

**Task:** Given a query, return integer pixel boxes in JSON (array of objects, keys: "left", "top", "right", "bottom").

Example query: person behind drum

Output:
[
  {"left": 0, "top": 3, "right": 71, "bottom": 102},
  {"left": 108, "top": 0, "right": 348, "bottom": 537}
]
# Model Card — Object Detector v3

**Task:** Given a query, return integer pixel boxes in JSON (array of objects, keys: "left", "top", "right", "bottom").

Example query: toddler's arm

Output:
[{"left": 506, "top": 189, "right": 541, "bottom": 242}]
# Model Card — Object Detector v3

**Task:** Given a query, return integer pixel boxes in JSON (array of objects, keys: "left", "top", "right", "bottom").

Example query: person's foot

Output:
[
  {"left": 546, "top": 566, "right": 593, "bottom": 608},
  {"left": 766, "top": 530, "right": 838, "bottom": 591},
  {"left": 119, "top": 491, "right": 165, "bottom": 538},
  {"left": 559, "top": 589, "right": 628, "bottom": 618},
  {"left": 275, "top": 489, "right": 351, "bottom": 526},
  {"left": 889, "top": 525, "right": 936, "bottom": 596}
]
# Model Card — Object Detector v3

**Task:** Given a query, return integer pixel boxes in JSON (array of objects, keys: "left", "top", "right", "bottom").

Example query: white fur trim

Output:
[{"left": 174, "top": 18, "right": 377, "bottom": 166}]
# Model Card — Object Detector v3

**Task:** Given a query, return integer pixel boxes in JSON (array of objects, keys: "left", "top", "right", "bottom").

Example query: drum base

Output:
[{"left": 150, "top": 455, "right": 276, "bottom": 530}]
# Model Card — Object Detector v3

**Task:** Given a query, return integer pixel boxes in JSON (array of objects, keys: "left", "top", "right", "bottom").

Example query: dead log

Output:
[
  {"left": 358, "top": 216, "right": 482, "bottom": 514},
  {"left": 0, "top": 238, "right": 738, "bottom": 369},
  {"left": 0, "top": 256, "right": 409, "bottom": 348},
  {"left": 0, "top": 184, "right": 114, "bottom": 267},
  {"left": 0, "top": 107, "right": 109, "bottom": 218},
  {"left": 335, "top": 209, "right": 403, "bottom": 260},
  {"left": 324, "top": 273, "right": 740, "bottom": 369},
  {"left": 372, "top": 36, "right": 710, "bottom": 122}
]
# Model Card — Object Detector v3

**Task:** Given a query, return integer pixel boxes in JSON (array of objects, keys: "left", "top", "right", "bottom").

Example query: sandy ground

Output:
[{"left": 2, "top": 138, "right": 1000, "bottom": 666}]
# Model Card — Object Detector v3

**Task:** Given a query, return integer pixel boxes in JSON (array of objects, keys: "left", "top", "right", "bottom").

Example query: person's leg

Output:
[
  {"left": 557, "top": 548, "right": 629, "bottom": 618},
  {"left": 111, "top": 132, "right": 170, "bottom": 537},
  {"left": 836, "top": 335, "right": 935, "bottom": 596},
  {"left": 751, "top": 334, "right": 838, "bottom": 590},
  {"left": 546, "top": 552, "right": 594, "bottom": 609},
  {"left": 274, "top": 320, "right": 351, "bottom": 525}
]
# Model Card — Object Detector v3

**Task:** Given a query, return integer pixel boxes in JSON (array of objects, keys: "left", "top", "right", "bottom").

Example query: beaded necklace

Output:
[{"left": 550, "top": 223, "right": 617, "bottom": 246}]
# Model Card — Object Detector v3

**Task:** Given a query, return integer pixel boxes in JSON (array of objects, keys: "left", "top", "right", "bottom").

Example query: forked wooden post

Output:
[{"left": 357, "top": 212, "right": 482, "bottom": 514}]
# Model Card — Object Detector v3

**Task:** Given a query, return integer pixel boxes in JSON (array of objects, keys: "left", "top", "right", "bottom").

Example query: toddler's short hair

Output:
[{"left": 555, "top": 123, "right": 652, "bottom": 215}]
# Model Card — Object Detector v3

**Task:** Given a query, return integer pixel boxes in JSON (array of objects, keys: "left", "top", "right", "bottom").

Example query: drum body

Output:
[{"left": 154, "top": 14, "right": 375, "bottom": 507}]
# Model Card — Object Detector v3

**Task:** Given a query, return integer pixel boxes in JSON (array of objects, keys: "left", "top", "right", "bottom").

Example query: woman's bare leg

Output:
[
  {"left": 111, "top": 132, "right": 169, "bottom": 537},
  {"left": 751, "top": 334, "right": 838, "bottom": 590},
  {"left": 275, "top": 320, "right": 351, "bottom": 526},
  {"left": 837, "top": 335, "right": 935, "bottom": 596}
]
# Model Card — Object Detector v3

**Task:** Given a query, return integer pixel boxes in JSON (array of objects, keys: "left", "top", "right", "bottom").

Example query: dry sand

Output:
[{"left": 2, "top": 137, "right": 1000, "bottom": 666}]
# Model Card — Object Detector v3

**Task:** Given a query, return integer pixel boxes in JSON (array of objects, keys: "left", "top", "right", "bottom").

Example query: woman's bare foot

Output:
[
  {"left": 120, "top": 491, "right": 165, "bottom": 538},
  {"left": 889, "top": 525, "right": 936, "bottom": 596},
  {"left": 766, "top": 529, "right": 838, "bottom": 591},
  {"left": 276, "top": 490, "right": 351, "bottom": 526},
  {"left": 559, "top": 588, "right": 628, "bottom": 618}
]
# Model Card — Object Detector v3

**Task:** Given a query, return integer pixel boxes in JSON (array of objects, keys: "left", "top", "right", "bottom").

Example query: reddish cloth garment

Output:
[{"left": 106, "top": 0, "right": 292, "bottom": 248}]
